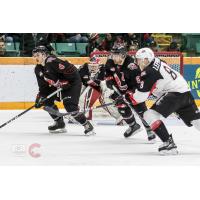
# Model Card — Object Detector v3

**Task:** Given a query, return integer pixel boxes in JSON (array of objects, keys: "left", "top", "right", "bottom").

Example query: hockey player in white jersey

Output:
[{"left": 125, "top": 47, "right": 200, "bottom": 155}]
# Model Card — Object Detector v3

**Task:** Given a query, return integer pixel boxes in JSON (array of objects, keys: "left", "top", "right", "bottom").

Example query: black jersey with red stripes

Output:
[
  {"left": 105, "top": 55, "right": 141, "bottom": 93},
  {"left": 34, "top": 64, "right": 54, "bottom": 96},
  {"left": 44, "top": 55, "right": 81, "bottom": 86}
]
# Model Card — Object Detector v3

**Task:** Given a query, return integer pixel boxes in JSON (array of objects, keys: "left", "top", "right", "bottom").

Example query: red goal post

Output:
[{"left": 90, "top": 51, "right": 184, "bottom": 75}]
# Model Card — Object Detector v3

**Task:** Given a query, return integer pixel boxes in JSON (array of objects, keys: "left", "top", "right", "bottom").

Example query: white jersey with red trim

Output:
[{"left": 130, "top": 57, "right": 190, "bottom": 104}]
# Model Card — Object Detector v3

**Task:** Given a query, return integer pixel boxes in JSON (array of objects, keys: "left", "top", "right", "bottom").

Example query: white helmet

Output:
[{"left": 135, "top": 48, "right": 155, "bottom": 63}]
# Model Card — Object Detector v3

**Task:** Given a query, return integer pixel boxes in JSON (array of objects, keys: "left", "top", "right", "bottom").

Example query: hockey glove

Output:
[
  {"left": 35, "top": 94, "right": 45, "bottom": 108},
  {"left": 44, "top": 76, "right": 69, "bottom": 89}
]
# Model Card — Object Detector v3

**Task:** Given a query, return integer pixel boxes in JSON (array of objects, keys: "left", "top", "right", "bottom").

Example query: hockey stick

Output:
[
  {"left": 112, "top": 85, "right": 150, "bottom": 127},
  {"left": 44, "top": 101, "right": 116, "bottom": 118},
  {"left": 0, "top": 88, "right": 62, "bottom": 129}
]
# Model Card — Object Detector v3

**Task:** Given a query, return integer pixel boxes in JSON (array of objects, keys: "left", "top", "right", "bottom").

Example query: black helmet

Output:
[
  {"left": 32, "top": 45, "right": 49, "bottom": 55},
  {"left": 111, "top": 45, "right": 127, "bottom": 56}
]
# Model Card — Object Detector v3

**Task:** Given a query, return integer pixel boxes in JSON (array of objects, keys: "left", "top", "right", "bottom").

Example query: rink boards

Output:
[{"left": 0, "top": 57, "right": 200, "bottom": 109}]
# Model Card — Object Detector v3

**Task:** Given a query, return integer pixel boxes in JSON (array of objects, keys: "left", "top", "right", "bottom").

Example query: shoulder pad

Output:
[{"left": 46, "top": 56, "right": 56, "bottom": 63}]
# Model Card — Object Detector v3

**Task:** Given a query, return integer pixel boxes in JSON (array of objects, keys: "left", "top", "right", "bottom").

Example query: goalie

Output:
[{"left": 79, "top": 56, "right": 124, "bottom": 125}]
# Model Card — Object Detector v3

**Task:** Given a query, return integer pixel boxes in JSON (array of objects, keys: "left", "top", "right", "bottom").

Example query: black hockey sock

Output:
[
  {"left": 72, "top": 112, "right": 87, "bottom": 125},
  {"left": 48, "top": 105, "right": 60, "bottom": 120},
  {"left": 118, "top": 106, "right": 136, "bottom": 126},
  {"left": 151, "top": 120, "right": 170, "bottom": 142}
]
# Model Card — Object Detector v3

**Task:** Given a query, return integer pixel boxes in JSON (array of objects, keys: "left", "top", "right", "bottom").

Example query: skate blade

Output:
[
  {"left": 49, "top": 128, "right": 67, "bottom": 134},
  {"left": 85, "top": 130, "right": 96, "bottom": 136},
  {"left": 159, "top": 148, "right": 178, "bottom": 156}
]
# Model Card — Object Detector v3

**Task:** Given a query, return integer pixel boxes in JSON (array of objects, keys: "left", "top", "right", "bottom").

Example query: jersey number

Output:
[{"left": 163, "top": 66, "right": 177, "bottom": 80}]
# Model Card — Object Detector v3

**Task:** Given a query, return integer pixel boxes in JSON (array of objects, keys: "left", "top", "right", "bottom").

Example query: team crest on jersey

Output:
[
  {"left": 59, "top": 63, "right": 65, "bottom": 70},
  {"left": 127, "top": 63, "right": 137, "bottom": 70},
  {"left": 141, "top": 71, "right": 146, "bottom": 77}
]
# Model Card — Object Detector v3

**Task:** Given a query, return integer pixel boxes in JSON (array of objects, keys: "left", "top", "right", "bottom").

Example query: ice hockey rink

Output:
[{"left": 0, "top": 109, "right": 200, "bottom": 166}]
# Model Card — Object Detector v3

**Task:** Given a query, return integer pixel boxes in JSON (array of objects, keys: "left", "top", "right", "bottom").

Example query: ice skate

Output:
[
  {"left": 48, "top": 118, "right": 67, "bottom": 134},
  {"left": 124, "top": 122, "right": 141, "bottom": 138},
  {"left": 84, "top": 121, "right": 95, "bottom": 136},
  {"left": 158, "top": 135, "right": 178, "bottom": 155}
]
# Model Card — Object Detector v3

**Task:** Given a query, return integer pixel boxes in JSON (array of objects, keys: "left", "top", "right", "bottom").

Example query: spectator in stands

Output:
[
  {"left": 0, "top": 33, "right": 13, "bottom": 42},
  {"left": 20, "top": 33, "right": 51, "bottom": 56},
  {"left": 123, "top": 33, "right": 140, "bottom": 51},
  {"left": 66, "top": 33, "right": 89, "bottom": 43},
  {"left": 168, "top": 41, "right": 180, "bottom": 51},
  {"left": 112, "top": 35, "right": 126, "bottom": 49},
  {"left": 98, "top": 33, "right": 114, "bottom": 51},
  {"left": 0, "top": 40, "right": 12, "bottom": 57},
  {"left": 148, "top": 41, "right": 159, "bottom": 52},
  {"left": 129, "top": 42, "right": 139, "bottom": 51},
  {"left": 0, "top": 40, "right": 6, "bottom": 56},
  {"left": 142, "top": 33, "right": 155, "bottom": 47},
  {"left": 86, "top": 33, "right": 102, "bottom": 54},
  {"left": 7, "top": 34, "right": 21, "bottom": 42},
  {"left": 47, "top": 33, "right": 67, "bottom": 43}
]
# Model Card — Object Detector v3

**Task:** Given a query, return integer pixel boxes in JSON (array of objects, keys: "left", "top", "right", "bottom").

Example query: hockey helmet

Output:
[
  {"left": 110, "top": 44, "right": 127, "bottom": 64},
  {"left": 88, "top": 56, "right": 100, "bottom": 74},
  {"left": 111, "top": 44, "right": 127, "bottom": 57},
  {"left": 135, "top": 48, "right": 155, "bottom": 69},
  {"left": 135, "top": 48, "right": 155, "bottom": 63},
  {"left": 32, "top": 45, "right": 49, "bottom": 56}
]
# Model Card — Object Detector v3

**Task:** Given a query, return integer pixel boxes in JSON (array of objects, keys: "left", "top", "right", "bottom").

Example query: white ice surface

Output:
[{"left": 0, "top": 109, "right": 200, "bottom": 165}]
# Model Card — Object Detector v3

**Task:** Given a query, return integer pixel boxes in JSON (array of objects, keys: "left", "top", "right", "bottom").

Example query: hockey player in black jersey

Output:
[
  {"left": 33, "top": 46, "right": 95, "bottom": 135},
  {"left": 79, "top": 56, "right": 123, "bottom": 124},
  {"left": 105, "top": 45, "right": 155, "bottom": 141},
  {"left": 34, "top": 63, "right": 66, "bottom": 133},
  {"left": 129, "top": 47, "right": 200, "bottom": 155}
]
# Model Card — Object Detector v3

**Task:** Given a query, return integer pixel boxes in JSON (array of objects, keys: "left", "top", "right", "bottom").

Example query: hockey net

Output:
[
  {"left": 79, "top": 51, "right": 183, "bottom": 119},
  {"left": 90, "top": 51, "right": 183, "bottom": 75}
]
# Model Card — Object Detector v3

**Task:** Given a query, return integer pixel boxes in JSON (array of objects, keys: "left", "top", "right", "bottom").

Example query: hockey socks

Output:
[{"left": 151, "top": 120, "right": 170, "bottom": 142}]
